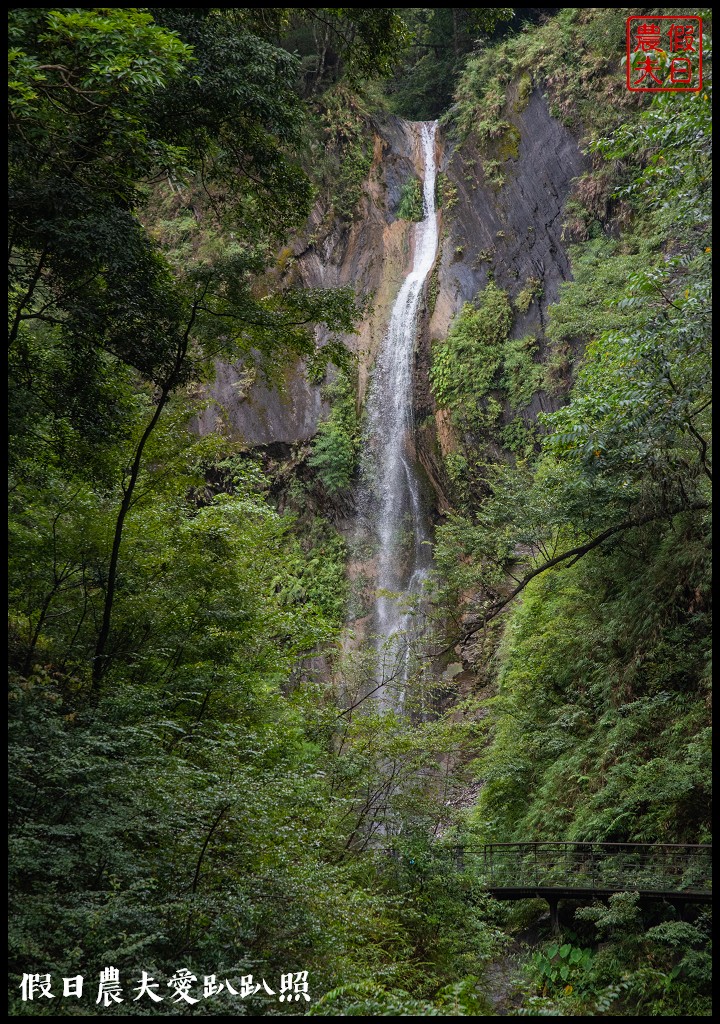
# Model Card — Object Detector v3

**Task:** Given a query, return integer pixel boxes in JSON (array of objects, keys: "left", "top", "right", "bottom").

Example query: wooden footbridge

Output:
[{"left": 451, "top": 842, "right": 712, "bottom": 932}]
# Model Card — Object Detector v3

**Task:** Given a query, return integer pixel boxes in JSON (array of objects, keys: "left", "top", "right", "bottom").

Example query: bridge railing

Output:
[{"left": 449, "top": 842, "right": 712, "bottom": 895}]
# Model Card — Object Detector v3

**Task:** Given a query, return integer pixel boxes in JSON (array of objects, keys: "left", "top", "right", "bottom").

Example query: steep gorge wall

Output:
[
  {"left": 416, "top": 84, "right": 588, "bottom": 506},
  {"left": 196, "top": 90, "right": 587, "bottom": 511},
  {"left": 194, "top": 116, "right": 424, "bottom": 445}
]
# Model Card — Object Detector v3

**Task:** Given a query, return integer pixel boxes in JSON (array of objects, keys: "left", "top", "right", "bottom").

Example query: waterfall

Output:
[{"left": 361, "top": 121, "right": 439, "bottom": 701}]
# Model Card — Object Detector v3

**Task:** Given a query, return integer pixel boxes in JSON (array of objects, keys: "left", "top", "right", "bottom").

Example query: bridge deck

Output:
[{"left": 487, "top": 886, "right": 712, "bottom": 904}]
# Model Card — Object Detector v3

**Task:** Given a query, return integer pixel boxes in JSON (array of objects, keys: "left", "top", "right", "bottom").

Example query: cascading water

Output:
[{"left": 361, "top": 121, "right": 439, "bottom": 701}]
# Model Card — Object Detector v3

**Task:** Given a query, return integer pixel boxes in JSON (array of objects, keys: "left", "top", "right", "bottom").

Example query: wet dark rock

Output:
[
  {"left": 416, "top": 87, "right": 588, "bottom": 504},
  {"left": 435, "top": 88, "right": 586, "bottom": 335},
  {"left": 194, "top": 115, "right": 419, "bottom": 447}
]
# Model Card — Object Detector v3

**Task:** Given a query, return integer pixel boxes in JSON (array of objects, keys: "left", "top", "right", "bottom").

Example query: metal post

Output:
[{"left": 548, "top": 898, "right": 560, "bottom": 935}]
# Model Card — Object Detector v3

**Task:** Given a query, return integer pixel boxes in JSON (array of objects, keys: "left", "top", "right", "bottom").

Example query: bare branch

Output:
[{"left": 442, "top": 501, "right": 710, "bottom": 654}]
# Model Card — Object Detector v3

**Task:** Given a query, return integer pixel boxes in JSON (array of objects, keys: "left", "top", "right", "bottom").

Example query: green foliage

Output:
[
  {"left": 501, "top": 334, "right": 543, "bottom": 409},
  {"left": 513, "top": 276, "right": 543, "bottom": 314},
  {"left": 452, "top": 8, "right": 642, "bottom": 144},
  {"left": 397, "top": 176, "right": 424, "bottom": 221},
  {"left": 308, "top": 974, "right": 493, "bottom": 1016},
  {"left": 8, "top": 8, "right": 191, "bottom": 171},
  {"left": 546, "top": 264, "right": 711, "bottom": 486},
  {"left": 434, "top": 33, "right": 712, "bottom": 654},
  {"left": 500, "top": 418, "right": 538, "bottom": 458},
  {"left": 316, "top": 84, "right": 375, "bottom": 222},
  {"left": 8, "top": 471, "right": 350, "bottom": 994},
  {"left": 431, "top": 283, "right": 547, "bottom": 434},
  {"left": 515, "top": 73, "right": 533, "bottom": 112},
  {"left": 595, "top": 83, "right": 712, "bottom": 230},
  {"left": 542, "top": 340, "right": 572, "bottom": 397},
  {"left": 518, "top": 934, "right": 631, "bottom": 1016},
  {"left": 454, "top": 66, "right": 511, "bottom": 143},
  {"left": 146, "top": 9, "right": 314, "bottom": 229},
  {"left": 434, "top": 54, "right": 712, "bottom": 1017},
  {"left": 529, "top": 941, "right": 593, "bottom": 993},
  {"left": 437, "top": 172, "right": 459, "bottom": 212},
  {"left": 467, "top": 521, "right": 711, "bottom": 847},
  {"left": 9, "top": 10, "right": 491, "bottom": 1011},
  {"left": 335, "top": 9, "right": 411, "bottom": 83},
  {"left": 430, "top": 282, "right": 545, "bottom": 508},
  {"left": 7, "top": 422, "right": 493, "bottom": 1014},
  {"left": 569, "top": 897, "right": 713, "bottom": 1016},
  {"left": 6, "top": 6, "right": 714, "bottom": 1016},
  {"left": 387, "top": 8, "right": 514, "bottom": 120},
  {"left": 483, "top": 159, "right": 506, "bottom": 189},
  {"left": 430, "top": 281, "right": 512, "bottom": 413},
  {"left": 547, "top": 237, "right": 650, "bottom": 346},
  {"left": 427, "top": 259, "right": 441, "bottom": 315},
  {"left": 8, "top": 6, "right": 363, "bottom": 460},
  {"left": 547, "top": 84, "right": 710, "bottom": 489},
  {"left": 283, "top": 8, "right": 410, "bottom": 95},
  {"left": 309, "top": 369, "right": 361, "bottom": 494}
]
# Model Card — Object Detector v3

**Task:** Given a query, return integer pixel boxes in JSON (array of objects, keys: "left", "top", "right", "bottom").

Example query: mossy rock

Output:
[{"left": 497, "top": 124, "right": 521, "bottom": 162}]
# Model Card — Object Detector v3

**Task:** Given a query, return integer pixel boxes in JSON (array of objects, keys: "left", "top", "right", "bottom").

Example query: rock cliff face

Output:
[
  {"left": 196, "top": 89, "right": 587, "bottom": 513},
  {"left": 194, "top": 116, "right": 422, "bottom": 445},
  {"left": 417, "top": 83, "right": 588, "bottom": 505}
]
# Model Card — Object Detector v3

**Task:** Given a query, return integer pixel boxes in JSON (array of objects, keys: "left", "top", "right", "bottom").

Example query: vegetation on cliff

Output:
[
  {"left": 8, "top": 6, "right": 712, "bottom": 1018},
  {"left": 7, "top": 8, "right": 484, "bottom": 1016},
  {"left": 430, "top": 8, "right": 712, "bottom": 1015}
]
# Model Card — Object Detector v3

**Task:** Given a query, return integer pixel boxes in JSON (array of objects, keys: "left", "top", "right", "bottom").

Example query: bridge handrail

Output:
[
  {"left": 445, "top": 841, "right": 712, "bottom": 894},
  {"left": 460, "top": 841, "right": 712, "bottom": 850}
]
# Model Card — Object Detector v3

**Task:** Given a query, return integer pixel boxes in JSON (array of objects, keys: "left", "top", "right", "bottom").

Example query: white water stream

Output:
[{"left": 362, "top": 121, "right": 439, "bottom": 700}]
